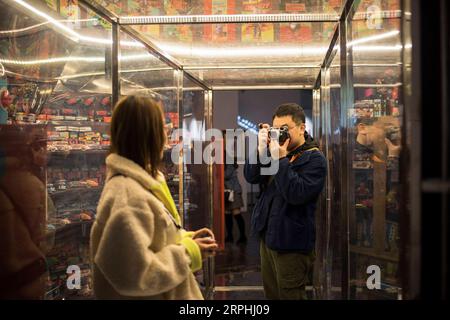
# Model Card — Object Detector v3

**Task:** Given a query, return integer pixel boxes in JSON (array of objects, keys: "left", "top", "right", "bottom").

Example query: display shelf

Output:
[
  {"left": 48, "top": 149, "right": 109, "bottom": 156},
  {"left": 44, "top": 120, "right": 111, "bottom": 126},
  {"left": 49, "top": 186, "right": 102, "bottom": 198}
]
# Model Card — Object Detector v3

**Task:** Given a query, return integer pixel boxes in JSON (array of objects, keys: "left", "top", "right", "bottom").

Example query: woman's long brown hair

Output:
[{"left": 110, "top": 95, "right": 166, "bottom": 178}]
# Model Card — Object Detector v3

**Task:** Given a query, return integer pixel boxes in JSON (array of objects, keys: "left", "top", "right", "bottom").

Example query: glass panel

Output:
[
  {"left": 181, "top": 75, "right": 211, "bottom": 295},
  {"left": 0, "top": 0, "right": 112, "bottom": 299},
  {"left": 119, "top": 30, "right": 182, "bottom": 212},
  {"left": 95, "top": 0, "right": 344, "bottom": 16},
  {"left": 181, "top": 75, "right": 208, "bottom": 231},
  {"left": 347, "top": 0, "right": 402, "bottom": 300},
  {"left": 119, "top": 31, "right": 176, "bottom": 95}
]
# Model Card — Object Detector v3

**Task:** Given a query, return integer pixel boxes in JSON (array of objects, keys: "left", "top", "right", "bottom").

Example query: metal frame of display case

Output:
[
  {"left": 1, "top": 0, "right": 416, "bottom": 299},
  {"left": 205, "top": 89, "right": 214, "bottom": 299}
]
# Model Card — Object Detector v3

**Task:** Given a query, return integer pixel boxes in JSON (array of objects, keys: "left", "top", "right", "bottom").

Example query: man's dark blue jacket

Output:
[{"left": 244, "top": 141, "right": 327, "bottom": 253}]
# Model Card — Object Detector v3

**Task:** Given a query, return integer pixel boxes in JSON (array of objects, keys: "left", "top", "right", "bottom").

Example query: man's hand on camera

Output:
[
  {"left": 269, "top": 138, "right": 290, "bottom": 160},
  {"left": 258, "top": 124, "right": 270, "bottom": 156}
]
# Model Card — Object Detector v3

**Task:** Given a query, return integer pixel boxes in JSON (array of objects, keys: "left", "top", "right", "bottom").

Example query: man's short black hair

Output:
[{"left": 272, "top": 103, "right": 305, "bottom": 125}]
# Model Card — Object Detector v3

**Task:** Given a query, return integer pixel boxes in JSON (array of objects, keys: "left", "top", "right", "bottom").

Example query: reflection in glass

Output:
[
  {"left": 0, "top": 125, "right": 47, "bottom": 299},
  {"left": 348, "top": 0, "right": 402, "bottom": 300},
  {"left": 0, "top": 0, "right": 113, "bottom": 299}
]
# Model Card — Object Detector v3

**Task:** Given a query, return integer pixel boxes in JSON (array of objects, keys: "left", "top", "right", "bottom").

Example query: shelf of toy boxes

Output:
[{"left": 41, "top": 95, "right": 111, "bottom": 300}]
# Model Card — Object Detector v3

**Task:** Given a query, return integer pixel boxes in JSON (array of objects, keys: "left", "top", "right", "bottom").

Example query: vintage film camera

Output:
[{"left": 259, "top": 123, "right": 290, "bottom": 144}]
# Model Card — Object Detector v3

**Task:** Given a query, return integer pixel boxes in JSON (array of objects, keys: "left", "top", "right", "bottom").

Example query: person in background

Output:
[
  {"left": 224, "top": 155, "right": 247, "bottom": 245},
  {"left": 91, "top": 95, "right": 218, "bottom": 300}
]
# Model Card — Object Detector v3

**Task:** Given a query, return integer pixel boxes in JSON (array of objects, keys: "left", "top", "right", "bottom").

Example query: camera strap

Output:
[
  {"left": 288, "top": 147, "right": 320, "bottom": 163},
  {"left": 287, "top": 132, "right": 320, "bottom": 163}
]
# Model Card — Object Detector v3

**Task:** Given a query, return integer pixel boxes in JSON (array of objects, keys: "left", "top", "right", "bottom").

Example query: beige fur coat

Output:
[{"left": 90, "top": 153, "right": 203, "bottom": 300}]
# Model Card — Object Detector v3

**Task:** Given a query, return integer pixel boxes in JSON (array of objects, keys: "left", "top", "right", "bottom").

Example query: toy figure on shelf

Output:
[
  {"left": 66, "top": 97, "right": 79, "bottom": 106},
  {"left": 83, "top": 97, "right": 95, "bottom": 108},
  {"left": 356, "top": 181, "right": 370, "bottom": 203},
  {"left": 100, "top": 96, "right": 110, "bottom": 108}
]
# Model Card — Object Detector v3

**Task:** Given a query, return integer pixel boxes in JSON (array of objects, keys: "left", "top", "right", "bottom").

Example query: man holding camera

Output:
[{"left": 244, "top": 103, "right": 327, "bottom": 300}]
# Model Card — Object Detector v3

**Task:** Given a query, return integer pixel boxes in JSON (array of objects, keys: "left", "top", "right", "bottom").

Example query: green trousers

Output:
[{"left": 260, "top": 240, "right": 315, "bottom": 300}]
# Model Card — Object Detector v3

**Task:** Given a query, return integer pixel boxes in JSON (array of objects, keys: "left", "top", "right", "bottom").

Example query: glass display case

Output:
[{"left": 1, "top": 0, "right": 412, "bottom": 300}]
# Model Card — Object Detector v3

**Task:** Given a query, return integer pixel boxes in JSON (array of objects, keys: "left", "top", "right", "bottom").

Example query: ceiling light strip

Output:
[
  {"left": 13, "top": 0, "right": 81, "bottom": 41},
  {"left": 118, "top": 10, "right": 402, "bottom": 25},
  {"left": 119, "top": 13, "right": 340, "bottom": 25},
  {"left": 0, "top": 19, "right": 99, "bottom": 35}
]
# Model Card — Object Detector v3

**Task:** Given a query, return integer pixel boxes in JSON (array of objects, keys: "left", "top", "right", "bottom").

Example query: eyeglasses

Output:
[{"left": 272, "top": 124, "right": 300, "bottom": 131}]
